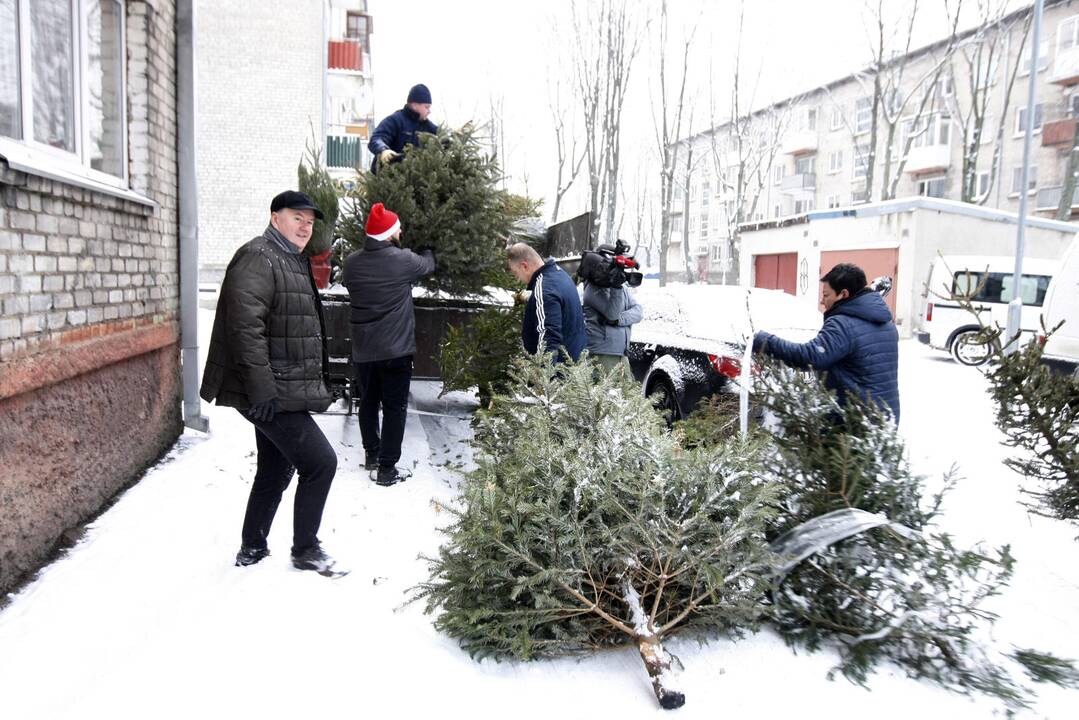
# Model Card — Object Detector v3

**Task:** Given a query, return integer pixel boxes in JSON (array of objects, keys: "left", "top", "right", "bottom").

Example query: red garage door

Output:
[
  {"left": 819, "top": 248, "right": 898, "bottom": 317},
  {"left": 754, "top": 252, "right": 798, "bottom": 296}
]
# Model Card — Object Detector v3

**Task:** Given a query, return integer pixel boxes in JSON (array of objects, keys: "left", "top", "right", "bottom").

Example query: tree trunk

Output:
[
  {"left": 1057, "top": 120, "right": 1079, "bottom": 221},
  {"left": 636, "top": 634, "right": 685, "bottom": 710}
]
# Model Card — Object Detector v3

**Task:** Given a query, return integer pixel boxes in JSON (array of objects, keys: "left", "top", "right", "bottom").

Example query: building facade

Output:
[
  {"left": 669, "top": 0, "right": 1079, "bottom": 284},
  {"left": 0, "top": 0, "right": 183, "bottom": 595},
  {"left": 195, "top": 0, "right": 374, "bottom": 284}
]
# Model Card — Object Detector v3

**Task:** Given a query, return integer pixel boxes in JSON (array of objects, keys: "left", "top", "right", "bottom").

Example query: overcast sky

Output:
[{"left": 366, "top": 0, "right": 1026, "bottom": 226}]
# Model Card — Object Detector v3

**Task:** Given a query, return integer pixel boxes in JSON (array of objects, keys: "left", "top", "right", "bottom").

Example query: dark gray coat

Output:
[
  {"left": 200, "top": 226, "right": 332, "bottom": 412},
  {"left": 582, "top": 282, "right": 643, "bottom": 356},
  {"left": 343, "top": 238, "right": 435, "bottom": 363}
]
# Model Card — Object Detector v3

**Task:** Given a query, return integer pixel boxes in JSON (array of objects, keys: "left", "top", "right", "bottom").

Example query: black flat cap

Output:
[{"left": 270, "top": 190, "right": 324, "bottom": 220}]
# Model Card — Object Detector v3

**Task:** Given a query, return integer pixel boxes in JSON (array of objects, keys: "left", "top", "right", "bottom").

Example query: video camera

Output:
[{"left": 577, "top": 239, "right": 643, "bottom": 288}]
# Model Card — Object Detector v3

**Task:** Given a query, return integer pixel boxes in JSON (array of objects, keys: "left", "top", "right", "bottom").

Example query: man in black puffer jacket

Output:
[
  {"left": 367, "top": 83, "right": 438, "bottom": 173},
  {"left": 753, "top": 263, "right": 900, "bottom": 422},
  {"left": 201, "top": 191, "right": 343, "bottom": 576},
  {"left": 343, "top": 202, "right": 435, "bottom": 487}
]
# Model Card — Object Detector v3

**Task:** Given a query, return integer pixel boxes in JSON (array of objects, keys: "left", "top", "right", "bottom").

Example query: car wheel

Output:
[
  {"left": 950, "top": 328, "right": 995, "bottom": 366},
  {"left": 647, "top": 377, "right": 680, "bottom": 426}
]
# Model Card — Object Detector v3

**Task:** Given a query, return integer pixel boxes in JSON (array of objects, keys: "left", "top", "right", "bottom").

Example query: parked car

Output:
[
  {"left": 1040, "top": 235, "right": 1079, "bottom": 377},
  {"left": 917, "top": 254, "right": 1058, "bottom": 366},
  {"left": 627, "top": 285, "right": 822, "bottom": 423}
]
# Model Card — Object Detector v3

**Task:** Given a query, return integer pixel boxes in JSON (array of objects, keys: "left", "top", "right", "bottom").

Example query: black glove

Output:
[{"left": 246, "top": 399, "right": 278, "bottom": 423}]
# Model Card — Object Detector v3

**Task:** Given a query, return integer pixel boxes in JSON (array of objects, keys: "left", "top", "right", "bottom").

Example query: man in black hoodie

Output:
[
  {"left": 343, "top": 203, "right": 435, "bottom": 486},
  {"left": 753, "top": 263, "right": 900, "bottom": 422}
]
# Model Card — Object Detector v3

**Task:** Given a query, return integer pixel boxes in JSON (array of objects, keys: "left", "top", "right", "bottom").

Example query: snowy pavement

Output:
[{"left": 0, "top": 328, "right": 1077, "bottom": 719}]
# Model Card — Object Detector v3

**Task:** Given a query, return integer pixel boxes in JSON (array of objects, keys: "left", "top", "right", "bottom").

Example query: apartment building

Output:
[
  {"left": 669, "top": 0, "right": 1079, "bottom": 284},
  {"left": 195, "top": 0, "right": 374, "bottom": 284},
  {"left": 0, "top": 0, "right": 184, "bottom": 595}
]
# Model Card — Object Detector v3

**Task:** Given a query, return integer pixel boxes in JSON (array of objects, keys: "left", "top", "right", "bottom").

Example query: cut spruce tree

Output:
[
  {"left": 942, "top": 275, "right": 1079, "bottom": 526},
  {"left": 296, "top": 140, "right": 339, "bottom": 257},
  {"left": 754, "top": 364, "right": 1049, "bottom": 707},
  {"left": 336, "top": 127, "right": 516, "bottom": 297},
  {"left": 415, "top": 355, "right": 779, "bottom": 709},
  {"left": 437, "top": 302, "right": 524, "bottom": 405}
]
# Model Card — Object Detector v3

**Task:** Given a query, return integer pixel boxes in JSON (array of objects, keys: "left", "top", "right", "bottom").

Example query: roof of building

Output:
[{"left": 737, "top": 195, "right": 1079, "bottom": 234}]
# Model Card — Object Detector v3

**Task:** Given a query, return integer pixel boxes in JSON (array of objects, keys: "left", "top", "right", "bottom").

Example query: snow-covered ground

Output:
[{"left": 0, "top": 310, "right": 1076, "bottom": 719}]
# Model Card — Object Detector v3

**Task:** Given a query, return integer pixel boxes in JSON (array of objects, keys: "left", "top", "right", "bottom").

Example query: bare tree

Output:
[
  {"left": 940, "top": 0, "right": 1030, "bottom": 205},
  {"left": 650, "top": 0, "right": 694, "bottom": 286},
  {"left": 707, "top": 2, "right": 792, "bottom": 285},
  {"left": 570, "top": 0, "right": 644, "bottom": 246},
  {"left": 549, "top": 74, "right": 585, "bottom": 224}
]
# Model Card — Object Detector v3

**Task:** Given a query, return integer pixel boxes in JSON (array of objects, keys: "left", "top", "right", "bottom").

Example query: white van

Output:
[
  {"left": 1041, "top": 236, "right": 1079, "bottom": 377},
  {"left": 917, "top": 255, "right": 1059, "bottom": 366}
]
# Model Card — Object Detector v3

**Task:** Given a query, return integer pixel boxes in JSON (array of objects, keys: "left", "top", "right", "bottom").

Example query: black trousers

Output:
[
  {"left": 238, "top": 410, "right": 337, "bottom": 556},
  {"left": 354, "top": 355, "right": 413, "bottom": 468}
]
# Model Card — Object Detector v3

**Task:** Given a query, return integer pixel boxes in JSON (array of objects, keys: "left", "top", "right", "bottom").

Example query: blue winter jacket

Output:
[
  {"left": 753, "top": 289, "right": 900, "bottom": 421},
  {"left": 522, "top": 259, "right": 587, "bottom": 363},
  {"left": 368, "top": 105, "right": 438, "bottom": 171}
]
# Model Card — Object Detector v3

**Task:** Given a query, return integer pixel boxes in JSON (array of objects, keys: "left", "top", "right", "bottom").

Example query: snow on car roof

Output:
[{"left": 632, "top": 284, "right": 822, "bottom": 354}]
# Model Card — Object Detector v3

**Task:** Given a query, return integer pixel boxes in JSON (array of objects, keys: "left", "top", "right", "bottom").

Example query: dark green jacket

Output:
[{"left": 200, "top": 226, "right": 332, "bottom": 412}]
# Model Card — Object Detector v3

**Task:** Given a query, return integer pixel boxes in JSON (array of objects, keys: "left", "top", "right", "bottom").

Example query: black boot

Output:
[
  {"left": 291, "top": 543, "right": 348, "bottom": 578},
  {"left": 373, "top": 465, "right": 412, "bottom": 486},
  {"left": 235, "top": 545, "right": 270, "bottom": 567},
  {"left": 364, "top": 451, "right": 379, "bottom": 471}
]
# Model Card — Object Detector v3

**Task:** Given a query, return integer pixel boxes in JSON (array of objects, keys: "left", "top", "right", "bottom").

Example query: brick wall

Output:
[
  {"left": 195, "top": 0, "right": 324, "bottom": 284},
  {"left": 0, "top": 0, "right": 183, "bottom": 595}
]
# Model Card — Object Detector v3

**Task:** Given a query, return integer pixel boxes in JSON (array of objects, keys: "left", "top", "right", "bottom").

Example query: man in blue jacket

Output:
[
  {"left": 507, "top": 243, "right": 586, "bottom": 364},
  {"left": 368, "top": 83, "right": 437, "bottom": 173},
  {"left": 753, "top": 263, "right": 900, "bottom": 422}
]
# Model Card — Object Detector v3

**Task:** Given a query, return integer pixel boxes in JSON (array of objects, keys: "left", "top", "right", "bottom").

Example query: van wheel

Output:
[
  {"left": 950, "top": 329, "right": 995, "bottom": 366},
  {"left": 647, "top": 377, "right": 680, "bottom": 426}
]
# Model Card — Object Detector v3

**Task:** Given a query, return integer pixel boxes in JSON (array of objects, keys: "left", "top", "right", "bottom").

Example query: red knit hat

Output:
[{"left": 365, "top": 203, "right": 401, "bottom": 241}]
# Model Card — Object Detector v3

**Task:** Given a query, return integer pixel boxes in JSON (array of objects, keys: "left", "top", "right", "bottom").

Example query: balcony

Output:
[
  {"left": 328, "top": 39, "right": 363, "bottom": 72},
  {"left": 1035, "top": 186, "right": 1079, "bottom": 212},
  {"left": 903, "top": 144, "right": 951, "bottom": 174},
  {"left": 782, "top": 130, "right": 818, "bottom": 155},
  {"left": 1051, "top": 47, "right": 1079, "bottom": 85},
  {"left": 326, "top": 135, "right": 366, "bottom": 170},
  {"left": 780, "top": 172, "right": 816, "bottom": 194},
  {"left": 1042, "top": 107, "right": 1077, "bottom": 147}
]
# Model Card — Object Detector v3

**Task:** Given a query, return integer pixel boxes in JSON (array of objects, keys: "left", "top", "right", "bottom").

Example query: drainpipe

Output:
[{"left": 177, "top": 0, "right": 209, "bottom": 432}]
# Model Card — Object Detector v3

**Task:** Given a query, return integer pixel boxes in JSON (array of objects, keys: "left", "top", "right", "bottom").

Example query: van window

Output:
[{"left": 951, "top": 271, "right": 1052, "bottom": 306}]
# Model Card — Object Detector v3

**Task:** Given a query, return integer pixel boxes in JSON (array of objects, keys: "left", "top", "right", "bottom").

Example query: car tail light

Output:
[
  {"left": 708, "top": 354, "right": 743, "bottom": 379},
  {"left": 926, "top": 302, "right": 933, "bottom": 322}
]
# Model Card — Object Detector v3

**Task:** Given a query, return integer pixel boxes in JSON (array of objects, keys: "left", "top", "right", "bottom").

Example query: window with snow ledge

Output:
[{"left": 0, "top": 0, "right": 150, "bottom": 205}]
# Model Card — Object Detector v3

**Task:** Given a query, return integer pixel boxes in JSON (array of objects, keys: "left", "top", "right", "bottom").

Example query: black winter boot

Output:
[
  {"left": 235, "top": 545, "right": 270, "bottom": 567},
  {"left": 373, "top": 465, "right": 411, "bottom": 486}
]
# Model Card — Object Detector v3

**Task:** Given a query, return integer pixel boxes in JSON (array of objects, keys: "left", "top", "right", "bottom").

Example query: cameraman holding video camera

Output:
[{"left": 578, "top": 240, "right": 644, "bottom": 374}]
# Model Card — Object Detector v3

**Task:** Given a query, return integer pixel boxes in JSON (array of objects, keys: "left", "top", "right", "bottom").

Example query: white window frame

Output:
[
  {"left": 699, "top": 211, "right": 709, "bottom": 240},
  {"left": 916, "top": 175, "right": 947, "bottom": 198},
  {"left": 1010, "top": 165, "right": 1038, "bottom": 196},
  {"left": 830, "top": 105, "right": 844, "bottom": 131},
  {"left": 1019, "top": 39, "right": 1050, "bottom": 76},
  {"left": 853, "top": 143, "right": 870, "bottom": 180},
  {"left": 855, "top": 97, "right": 873, "bottom": 135},
  {"left": 772, "top": 163, "right": 785, "bottom": 185},
  {"left": 700, "top": 179, "right": 710, "bottom": 207},
  {"left": 0, "top": 0, "right": 131, "bottom": 194},
  {"left": 975, "top": 170, "right": 991, "bottom": 199},
  {"left": 1014, "top": 104, "right": 1045, "bottom": 137},
  {"left": 1059, "top": 15, "right": 1079, "bottom": 54},
  {"left": 827, "top": 150, "right": 843, "bottom": 174},
  {"left": 794, "top": 154, "right": 814, "bottom": 175},
  {"left": 901, "top": 112, "right": 952, "bottom": 152},
  {"left": 827, "top": 194, "right": 842, "bottom": 209},
  {"left": 710, "top": 244, "right": 722, "bottom": 263}
]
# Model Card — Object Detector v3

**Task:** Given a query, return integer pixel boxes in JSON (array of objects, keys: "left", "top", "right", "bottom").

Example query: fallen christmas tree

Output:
[
  {"left": 755, "top": 364, "right": 1075, "bottom": 707},
  {"left": 415, "top": 355, "right": 779, "bottom": 709}
]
